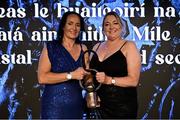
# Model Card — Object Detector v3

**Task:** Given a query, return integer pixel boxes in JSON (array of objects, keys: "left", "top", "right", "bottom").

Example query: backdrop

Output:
[{"left": 0, "top": 0, "right": 179, "bottom": 119}]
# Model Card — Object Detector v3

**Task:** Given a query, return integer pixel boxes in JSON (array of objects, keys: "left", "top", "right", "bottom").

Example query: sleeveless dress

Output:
[
  {"left": 41, "top": 41, "right": 85, "bottom": 119},
  {"left": 89, "top": 42, "right": 138, "bottom": 119}
]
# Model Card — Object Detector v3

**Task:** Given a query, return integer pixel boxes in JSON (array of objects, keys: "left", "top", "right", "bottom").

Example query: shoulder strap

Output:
[
  {"left": 80, "top": 44, "right": 86, "bottom": 54},
  {"left": 95, "top": 42, "right": 102, "bottom": 52},
  {"left": 80, "top": 44, "right": 83, "bottom": 51},
  {"left": 120, "top": 41, "right": 127, "bottom": 50}
]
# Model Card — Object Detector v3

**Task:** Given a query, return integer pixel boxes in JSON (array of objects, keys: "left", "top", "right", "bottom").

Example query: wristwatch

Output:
[
  {"left": 66, "top": 72, "right": 72, "bottom": 80},
  {"left": 111, "top": 77, "right": 116, "bottom": 85}
]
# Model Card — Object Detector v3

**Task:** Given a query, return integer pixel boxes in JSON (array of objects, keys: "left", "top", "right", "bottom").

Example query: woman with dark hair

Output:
[
  {"left": 38, "top": 11, "right": 87, "bottom": 119},
  {"left": 90, "top": 11, "right": 141, "bottom": 119}
]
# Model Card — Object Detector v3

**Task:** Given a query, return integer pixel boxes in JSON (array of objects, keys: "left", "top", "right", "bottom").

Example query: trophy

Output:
[{"left": 79, "top": 50, "right": 101, "bottom": 109}]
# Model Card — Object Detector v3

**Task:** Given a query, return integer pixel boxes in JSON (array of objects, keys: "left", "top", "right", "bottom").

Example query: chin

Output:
[
  {"left": 107, "top": 35, "right": 120, "bottom": 41},
  {"left": 107, "top": 36, "right": 116, "bottom": 41},
  {"left": 69, "top": 35, "right": 78, "bottom": 39}
]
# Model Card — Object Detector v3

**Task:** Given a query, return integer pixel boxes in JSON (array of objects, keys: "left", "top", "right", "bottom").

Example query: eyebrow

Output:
[
  {"left": 67, "top": 21, "right": 80, "bottom": 24},
  {"left": 105, "top": 20, "right": 118, "bottom": 23},
  {"left": 113, "top": 20, "right": 118, "bottom": 22}
]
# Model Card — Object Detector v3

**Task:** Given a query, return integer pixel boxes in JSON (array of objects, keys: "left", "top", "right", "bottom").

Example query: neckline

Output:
[
  {"left": 94, "top": 41, "right": 127, "bottom": 63},
  {"left": 61, "top": 44, "right": 82, "bottom": 62},
  {"left": 96, "top": 50, "right": 121, "bottom": 63}
]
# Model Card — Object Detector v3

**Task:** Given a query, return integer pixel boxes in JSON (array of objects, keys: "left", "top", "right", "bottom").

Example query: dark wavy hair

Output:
[{"left": 56, "top": 11, "right": 85, "bottom": 44}]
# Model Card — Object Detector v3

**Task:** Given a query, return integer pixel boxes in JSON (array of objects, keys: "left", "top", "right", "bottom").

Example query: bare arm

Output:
[
  {"left": 38, "top": 45, "right": 85, "bottom": 84},
  {"left": 96, "top": 41, "right": 141, "bottom": 87},
  {"left": 110, "top": 41, "right": 141, "bottom": 87}
]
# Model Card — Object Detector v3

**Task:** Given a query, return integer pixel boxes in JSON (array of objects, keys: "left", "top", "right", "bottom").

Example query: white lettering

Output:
[
  {"left": 0, "top": 27, "right": 23, "bottom": 41},
  {"left": 0, "top": 50, "right": 32, "bottom": 65},
  {"left": 154, "top": 6, "right": 176, "bottom": 17},
  {"left": 56, "top": 2, "right": 146, "bottom": 18},
  {"left": 133, "top": 26, "right": 171, "bottom": 41},
  {"left": 155, "top": 54, "right": 180, "bottom": 65},
  {"left": 31, "top": 26, "right": 56, "bottom": 41},
  {"left": 0, "top": 7, "right": 26, "bottom": 18},
  {"left": 141, "top": 50, "right": 147, "bottom": 64},
  {"left": 34, "top": 3, "right": 49, "bottom": 18}
]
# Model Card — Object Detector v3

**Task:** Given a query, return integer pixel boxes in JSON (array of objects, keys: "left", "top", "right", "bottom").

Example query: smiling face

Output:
[
  {"left": 63, "top": 14, "right": 81, "bottom": 40},
  {"left": 103, "top": 14, "right": 122, "bottom": 41}
]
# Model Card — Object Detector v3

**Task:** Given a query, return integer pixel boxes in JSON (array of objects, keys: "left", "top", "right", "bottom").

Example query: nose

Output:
[
  {"left": 72, "top": 24, "right": 77, "bottom": 31},
  {"left": 109, "top": 24, "right": 113, "bottom": 30}
]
